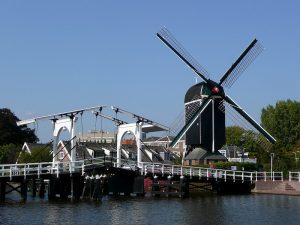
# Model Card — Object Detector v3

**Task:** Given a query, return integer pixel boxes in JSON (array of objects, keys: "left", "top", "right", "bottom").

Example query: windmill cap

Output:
[{"left": 184, "top": 82, "right": 211, "bottom": 103}]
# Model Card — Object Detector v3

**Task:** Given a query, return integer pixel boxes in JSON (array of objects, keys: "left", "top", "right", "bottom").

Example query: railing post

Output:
[
  {"left": 141, "top": 162, "right": 144, "bottom": 175},
  {"left": 172, "top": 166, "right": 174, "bottom": 176},
  {"left": 298, "top": 172, "right": 300, "bottom": 182},
  {"left": 250, "top": 172, "right": 253, "bottom": 183},
  {"left": 10, "top": 166, "right": 12, "bottom": 181},
  {"left": 190, "top": 167, "right": 192, "bottom": 179},
  {"left": 38, "top": 164, "right": 40, "bottom": 179},
  {"left": 281, "top": 172, "right": 283, "bottom": 182},
  {"left": 82, "top": 162, "right": 85, "bottom": 176},
  {"left": 224, "top": 170, "right": 227, "bottom": 182},
  {"left": 255, "top": 171, "right": 258, "bottom": 182},
  {"left": 69, "top": 162, "right": 72, "bottom": 175},
  {"left": 272, "top": 171, "right": 275, "bottom": 181},
  {"left": 289, "top": 172, "right": 291, "bottom": 181},
  {"left": 162, "top": 164, "right": 164, "bottom": 176},
  {"left": 264, "top": 171, "right": 266, "bottom": 181},
  {"left": 199, "top": 168, "right": 201, "bottom": 179},
  {"left": 57, "top": 163, "right": 59, "bottom": 178},
  {"left": 24, "top": 165, "right": 26, "bottom": 180},
  {"left": 206, "top": 169, "right": 209, "bottom": 180},
  {"left": 233, "top": 171, "right": 235, "bottom": 182},
  {"left": 242, "top": 171, "right": 244, "bottom": 183},
  {"left": 152, "top": 164, "right": 155, "bottom": 175},
  {"left": 180, "top": 166, "right": 183, "bottom": 176}
]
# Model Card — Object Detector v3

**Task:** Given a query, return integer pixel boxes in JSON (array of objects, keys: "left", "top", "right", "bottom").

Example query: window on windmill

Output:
[{"left": 59, "top": 151, "right": 64, "bottom": 160}]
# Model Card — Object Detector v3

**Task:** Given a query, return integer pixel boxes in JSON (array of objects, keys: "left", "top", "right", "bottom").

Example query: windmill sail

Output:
[
  {"left": 157, "top": 27, "right": 276, "bottom": 152},
  {"left": 157, "top": 28, "right": 210, "bottom": 82},
  {"left": 219, "top": 39, "right": 263, "bottom": 88},
  {"left": 224, "top": 95, "right": 276, "bottom": 144}
]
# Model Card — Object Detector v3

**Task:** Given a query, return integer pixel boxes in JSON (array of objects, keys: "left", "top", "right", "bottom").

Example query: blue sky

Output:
[{"left": 1, "top": 1, "right": 299, "bottom": 142}]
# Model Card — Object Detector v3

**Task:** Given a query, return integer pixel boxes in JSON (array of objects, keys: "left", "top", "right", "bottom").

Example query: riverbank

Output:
[{"left": 253, "top": 180, "right": 300, "bottom": 195}]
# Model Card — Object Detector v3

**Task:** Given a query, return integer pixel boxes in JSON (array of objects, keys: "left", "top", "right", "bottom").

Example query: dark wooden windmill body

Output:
[{"left": 185, "top": 82, "right": 225, "bottom": 151}]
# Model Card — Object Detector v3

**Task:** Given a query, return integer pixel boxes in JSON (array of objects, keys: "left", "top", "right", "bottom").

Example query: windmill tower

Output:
[
  {"left": 185, "top": 82, "right": 225, "bottom": 152},
  {"left": 157, "top": 28, "right": 276, "bottom": 156}
]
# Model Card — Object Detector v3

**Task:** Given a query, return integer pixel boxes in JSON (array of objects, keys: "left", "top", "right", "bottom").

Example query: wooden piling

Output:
[
  {"left": 21, "top": 180, "right": 28, "bottom": 201},
  {"left": 39, "top": 179, "right": 45, "bottom": 198},
  {"left": 0, "top": 181, "right": 5, "bottom": 201},
  {"left": 32, "top": 178, "right": 36, "bottom": 197}
]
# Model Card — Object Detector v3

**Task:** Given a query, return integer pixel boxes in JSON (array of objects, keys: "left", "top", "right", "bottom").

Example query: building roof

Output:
[
  {"left": 143, "top": 136, "right": 160, "bottom": 142},
  {"left": 144, "top": 135, "right": 184, "bottom": 143},
  {"left": 219, "top": 145, "right": 244, "bottom": 158},
  {"left": 184, "top": 147, "right": 227, "bottom": 161},
  {"left": 22, "top": 142, "right": 52, "bottom": 154}
]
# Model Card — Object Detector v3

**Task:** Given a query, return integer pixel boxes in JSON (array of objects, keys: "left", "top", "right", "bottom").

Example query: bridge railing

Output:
[
  {"left": 0, "top": 159, "right": 285, "bottom": 183},
  {"left": 139, "top": 162, "right": 284, "bottom": 183},
  {"left": 254, "top": 171, "right": 283, "bottom": 181},
  {"left": 0, "top": 162, "right": 52, "bottom": 180},
  {"left": 289, "top": 172, "right": 300, "bottom": 182}
]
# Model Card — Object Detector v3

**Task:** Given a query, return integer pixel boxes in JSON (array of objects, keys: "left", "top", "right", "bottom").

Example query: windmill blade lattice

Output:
[
  {"left": 157, "top": 28, "right": 211, "bottom": 82},
  {"left": 219, "top": 39, "right": 264, "bottom": 88},
  {"left": 169, "top": 96, "right": 212, "bottom": 148},
  {"left": 224, "top": 95, "right": 276, "bottom": 144},
  {"left": 168, "top": 110, "right": 185, "bottom": 137},
  {"left": 218, "top": 100, "right": 272, "bottom": 151}
]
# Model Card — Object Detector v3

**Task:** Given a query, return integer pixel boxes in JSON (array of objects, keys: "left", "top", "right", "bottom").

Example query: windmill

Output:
[{"left": 157, "top": 28, "right": 276, "bottom": 156}]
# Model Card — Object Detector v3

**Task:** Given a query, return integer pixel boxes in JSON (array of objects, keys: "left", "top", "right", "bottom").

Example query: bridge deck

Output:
[{"left": 0, "top": 157, "right": 284, "bottom": 183}]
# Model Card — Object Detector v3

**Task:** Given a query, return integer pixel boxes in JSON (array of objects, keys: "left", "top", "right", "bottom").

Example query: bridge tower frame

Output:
[
  {"left": 52, "top": 116, "right": 77, "bottom": 166},
  {"left": 116, "top": 122, "right": 143, "bottom": 168}
]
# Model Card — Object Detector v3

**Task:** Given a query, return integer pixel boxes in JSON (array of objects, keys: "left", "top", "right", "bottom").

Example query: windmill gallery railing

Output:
[{"left": 0, "top": 158, "right": 284, "bottom": 183}]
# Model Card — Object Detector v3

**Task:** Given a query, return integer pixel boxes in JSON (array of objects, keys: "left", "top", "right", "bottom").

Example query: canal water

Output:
[{"left": 1, "top": 193, "right": 300, "bottom": 225}]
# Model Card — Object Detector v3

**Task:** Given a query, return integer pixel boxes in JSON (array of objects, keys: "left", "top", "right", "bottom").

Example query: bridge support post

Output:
[
  {"left": 179, "top": 176, "right": 189, "bottom": 197},
  {"left": 92, "top": 175, "right": 102, "bottom": 201},
  {"left": 69, "top": 175, "right": 83, "bottom": 200},
  {"left": 48, "top": 177, "right": 56, "bottom": 199},
  {"left": 81, "top": 176, "right": 91, "bottom": 199},
  {"left": 32, "top": 178, "right": 36, "bottom": 197},
  {"left": 0, "top": 181, "right": 6, "bottom": 202},
  {"left": 21, "top": 180, "right": 28, "bottom": 201},
  {"left": 39, "top": 179, "right": 45, "bottom": 198}
]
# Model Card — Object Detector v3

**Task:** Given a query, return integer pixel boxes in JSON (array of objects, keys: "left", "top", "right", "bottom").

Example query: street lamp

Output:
[
  {"left": 294, "top": 151, "right": 300, "bottom": 169},
  {"left": 270, "top": 153, "right": 274, "bottom": 180}
]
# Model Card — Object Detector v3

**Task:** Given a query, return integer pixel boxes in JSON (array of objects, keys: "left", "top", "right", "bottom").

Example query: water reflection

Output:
[{"left": 1, "top": 194, "right": 300, "bottom": 225}]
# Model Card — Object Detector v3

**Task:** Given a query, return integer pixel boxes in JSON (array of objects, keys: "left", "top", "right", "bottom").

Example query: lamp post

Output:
[
  {"left": 294, "top": 151, "right": 300, "bottom": 170},
  {"left": 270, "top": 153, "right": 274, "bottom": 180}
]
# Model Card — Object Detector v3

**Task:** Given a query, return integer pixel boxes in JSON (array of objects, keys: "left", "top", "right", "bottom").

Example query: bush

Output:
[{"left": 213, "top": 162, "right": 260, "bottom": 171}]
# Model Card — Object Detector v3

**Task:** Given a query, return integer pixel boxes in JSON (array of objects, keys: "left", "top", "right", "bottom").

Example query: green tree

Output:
[
  {"left": 226, "top": 126, "right": 246, "bottom": 146},
  {"left": 261, "top": 99, "right": 300, "bottom": 150},
  {"left": 0, "top": 144, "right": 21, "bottom": 164},
  {"left": 0, "top": 108, "right": 38, "bottom": 145},
  {"left": 18, "top": 146, "right": 52, "bottom": 163}
]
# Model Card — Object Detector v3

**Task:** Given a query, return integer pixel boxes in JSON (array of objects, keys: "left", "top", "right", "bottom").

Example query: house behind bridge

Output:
[{"left": 19, "top": 139, "right": 179, "bottom": 164}]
